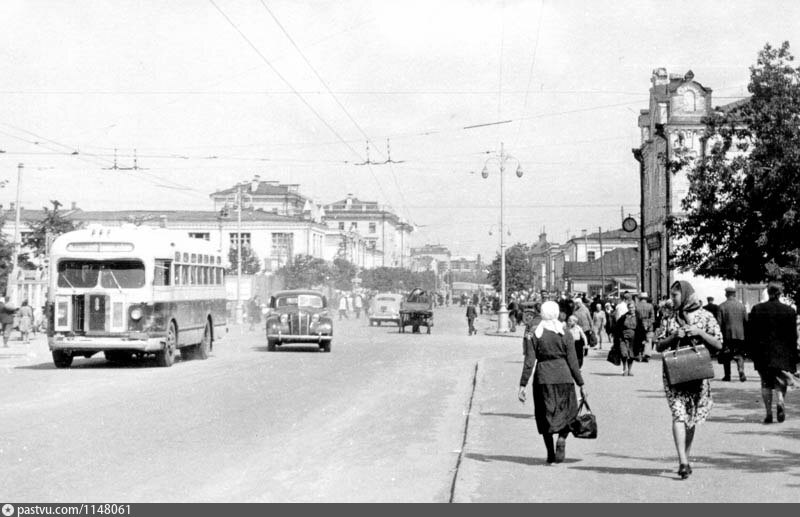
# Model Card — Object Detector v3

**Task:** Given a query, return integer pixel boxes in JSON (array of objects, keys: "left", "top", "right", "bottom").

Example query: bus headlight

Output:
[{"left": 130, "top": 307, "right": 143, "bottom": 321}]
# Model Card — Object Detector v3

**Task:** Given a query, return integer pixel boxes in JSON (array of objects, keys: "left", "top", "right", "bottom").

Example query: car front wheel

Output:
[
  {"left": 267, "top": 338, "right": 277, "bottom": 352},
  {"left": 321, "top": 340, "right": 331, "bottom": 353},
  {"left": 52, "top": 350, "right": 73, "bottom": 368}
]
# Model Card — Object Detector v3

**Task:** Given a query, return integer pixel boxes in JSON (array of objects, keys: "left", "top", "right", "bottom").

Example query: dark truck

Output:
[{"left": 398, "top": 288, "right": 434, "bottom": 334}]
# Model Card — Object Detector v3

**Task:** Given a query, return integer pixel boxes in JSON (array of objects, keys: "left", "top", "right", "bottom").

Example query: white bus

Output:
[{"left": 47, "top": 225, "right": 227, "bottom": 368}]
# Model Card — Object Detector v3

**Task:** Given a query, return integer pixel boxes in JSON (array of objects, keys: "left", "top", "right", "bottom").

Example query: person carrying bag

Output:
[{"left": 656, "top": 280, "right": 723, "bottom": 479}]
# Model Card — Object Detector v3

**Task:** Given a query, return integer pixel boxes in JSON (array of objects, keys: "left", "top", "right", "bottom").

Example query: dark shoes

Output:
[
  {"left": 721, "top": 376, "right": 731, "bottom": 382},
  {"left": 678, "top": 463, "right": 691, "bottom": 479},
  {"left": 739, "top": 372, "right": 747, "bottom": 382},
  {"left": 554, "top": 437, "right": 566, "bottom": 463},
  {"left": 764, "top": 414, "right": 774, "bottom": 424},
  {"left": 777, "top": 405, "right": 786, "bottom": 423}
]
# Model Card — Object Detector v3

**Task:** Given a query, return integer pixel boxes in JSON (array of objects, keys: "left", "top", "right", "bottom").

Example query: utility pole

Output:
[
  {"left": 236, "top": 183, "right": 243, "bottom": 324},
  {"left": 598, "top": 226, "right": 605, "bottom": 297},
  {"left": 12, "top": 163, "right": 23, "bottom": 270}
]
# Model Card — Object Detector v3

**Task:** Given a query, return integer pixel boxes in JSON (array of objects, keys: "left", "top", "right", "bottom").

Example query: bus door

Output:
[{"left": 88, "top": 294, "right": 106, "bottom": 331}]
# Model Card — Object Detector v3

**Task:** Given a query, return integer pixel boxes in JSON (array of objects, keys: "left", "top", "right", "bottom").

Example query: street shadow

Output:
[
  {"left": 591, "top": 372, "right": 627, "bottom": 377},
  {"left": 568, "top": 465, "right": 670, "bottom": 478},
  {"left": 479, "top": 411, "right": 534, "bottom": 420},
  {"left": 730, "top": 427, "right": 800, "bottom": 441},
  {"left": 14, "top": 356, "right": 178, "bottom": 370},
  {"left": 465, "top": 452, "right": 581, "bottom": 467},
  {"left": 597, "top": 450, "right": 800, "bottom": 475}
]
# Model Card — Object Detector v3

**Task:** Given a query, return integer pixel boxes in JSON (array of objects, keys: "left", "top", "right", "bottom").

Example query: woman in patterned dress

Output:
[{"left": 656, "top": 280, "right": 723, "bottom": 479}]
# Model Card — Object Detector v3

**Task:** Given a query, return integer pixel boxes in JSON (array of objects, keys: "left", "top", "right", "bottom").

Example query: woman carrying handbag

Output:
[
  {"left": 656, "top": 280, "right": 723, "bottom": 479},
  {"left": 518, "top": 301, "right": 587, "bottom": 464}
]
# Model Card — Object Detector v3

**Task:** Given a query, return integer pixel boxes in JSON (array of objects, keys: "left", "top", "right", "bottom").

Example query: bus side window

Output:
[{"left": 154, "top": 260, "right": 172, "bottom": 286}]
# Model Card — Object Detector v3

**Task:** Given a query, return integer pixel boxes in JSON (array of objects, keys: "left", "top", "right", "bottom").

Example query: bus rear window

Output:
[{"left": 57, "top": 260, "right": 146, "bottom": 289}]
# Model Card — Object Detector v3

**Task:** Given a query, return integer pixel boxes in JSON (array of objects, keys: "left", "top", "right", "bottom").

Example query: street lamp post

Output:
[{"left": 480, "top": 142, "right": 523, "bottom": 332}]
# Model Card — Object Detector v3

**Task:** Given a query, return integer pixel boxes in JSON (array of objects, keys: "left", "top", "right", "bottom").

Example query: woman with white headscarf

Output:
[{"left": 518, "top": 301, "right": 587, "bottom": 464}]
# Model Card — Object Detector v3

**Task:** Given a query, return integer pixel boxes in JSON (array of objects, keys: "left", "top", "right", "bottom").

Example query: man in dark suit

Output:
[
  {"left": 718, "top": 287, "right": 748, "bottom": 382},
  {"left": 749, "top": 283, "right": 799, "bottom": 424},
  {"left": 704, "top": 296, "right": 720, "bottom": 320},
  {"left": 466, "top": 300, "right": 478, "bottom": 336}
]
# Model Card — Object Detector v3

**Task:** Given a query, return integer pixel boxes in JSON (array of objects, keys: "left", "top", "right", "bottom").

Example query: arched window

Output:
[{"left": 683, "top": 90, "right": 697, "bottom": 111}]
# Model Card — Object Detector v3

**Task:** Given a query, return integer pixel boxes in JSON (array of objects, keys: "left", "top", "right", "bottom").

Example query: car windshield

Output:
[
  {"left": 377, "top": 296, "right": 398, "bottom": 302},
  {"left": 57, "top": 260, "right": 146, "bottom": 289},
  {"left": 276, "top": 294, "right": 324, "bottom": 308}
]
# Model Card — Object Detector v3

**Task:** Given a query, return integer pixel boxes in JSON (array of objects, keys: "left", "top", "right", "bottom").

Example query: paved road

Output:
[
  {"left": 5, "top": 307, "right": 800, "bottom": 502},
  {"left": 1, "top": 306, "right": 511, "bottom": 503}
]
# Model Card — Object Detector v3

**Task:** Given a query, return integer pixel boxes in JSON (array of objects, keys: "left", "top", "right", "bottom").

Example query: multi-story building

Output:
[
  {"left": 633, "top": 68, "right": 732, "bottom": 300},
  {"left": 210, "top": 176, "right": 317, "bottom": 218},
  {"left": 1, "top": 206, "right": 329, "bottom": 274},
  {"left": 410, "top": 244, "right": 451, "bottom": 278},
  {"left": 528, "top": 231, "right": 561, "bottom": 293},
  {"left": 449, "top": 255, "right": 485, "bottom": 283},
  {"left": 562, "top": 248, "right": 640, "bottom": 296},
  {"left": 322, "top": 194, "right": 413, "bottom": 268}
]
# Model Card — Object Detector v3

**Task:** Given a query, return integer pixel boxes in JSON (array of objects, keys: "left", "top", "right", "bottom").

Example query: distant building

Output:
[
  {"left": 562, "top": 248, "right": 640, "bottom": 297},
  {"left": 410, "top": 244, "right": 451, "bottom": 288},
  {"left": 528, "top": 231, "right": 561, "bottom": 293},
  {"left": 210, "top": 176, "right": 315, "bottom": 218},
  {"left": 323, "top": 194, "right": 413, "bottom": 269},
  {"left": 449, "top": 255, "right": 485, "bottom": 283}
]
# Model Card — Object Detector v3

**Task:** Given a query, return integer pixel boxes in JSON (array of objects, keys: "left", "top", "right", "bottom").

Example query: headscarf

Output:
[
  {"left": 534, "top": 301, "right": 564, "bottom": 338},
  {"left": 671, "top": 280, "right": 702, "bottom": 325}
]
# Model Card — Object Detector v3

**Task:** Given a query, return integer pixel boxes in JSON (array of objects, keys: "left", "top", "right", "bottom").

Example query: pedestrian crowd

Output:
[
  {"left": 515, "top": 281, "right": 799, "bottom": 480},
  {"left": 0, "top": 297, "right": 43, "bottom": 347}
]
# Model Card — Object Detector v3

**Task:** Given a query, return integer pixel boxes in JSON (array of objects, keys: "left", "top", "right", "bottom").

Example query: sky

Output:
[{"left": 1, "top": 0, "right": 798, "bottom": 259}]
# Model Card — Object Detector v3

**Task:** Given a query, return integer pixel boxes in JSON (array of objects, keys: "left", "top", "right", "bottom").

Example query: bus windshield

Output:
[{"left": 57, "top": 260, "right": 146, "bottom": 289}]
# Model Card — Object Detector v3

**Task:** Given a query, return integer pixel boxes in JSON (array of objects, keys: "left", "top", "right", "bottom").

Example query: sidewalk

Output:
[
  {"left": 453, "top": 350, "right": 800, "bottom": 502},
  {"left": 0, "top": 334, "right": 49, "bottom": 365}
]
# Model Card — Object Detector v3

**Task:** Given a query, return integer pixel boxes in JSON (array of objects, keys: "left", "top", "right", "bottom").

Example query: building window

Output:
[
  {"left": 369, "top": 222, "right": 376, "bottom": 234},
  {"left": 350, "top": 222, "right": 358, "bottom": 231},
  {"left": 229, "top": 232, "right": 251, "bottom": 247},
  {"left": 587, "top": 251, "right": 596, "bottom": 261},
  {"left": 684, "top": 90, "right": 697, "bottom": 111},
  {"left": 189, "top": 232, "right": 210, "bottom": 241},
  {"left": 272, "top": 233, "right": 294, "bottom": 263},
  {"left": 338, "top": 222, "right": 345, "bottom": 230}
]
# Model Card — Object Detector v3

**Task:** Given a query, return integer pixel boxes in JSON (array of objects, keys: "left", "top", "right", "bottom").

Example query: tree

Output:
[
  {"left": 0, "top": 214, "right": 14, "bottom": 294},
  {"left": 277, "top": 254, "right": 330, "bottom": 289},
  {"left": 670, "top": 41, "right": 800, "bottom": 303},
  {"left": 330, "top": 258, "right": 358, "bottom": 290},
  {"left": 486, "top": 243, "right": 532, "bottom": 296},
  {"left": 25, "top": 200, "right": 78, "bottom": 259},
  {"left": 360, "top": 267, "right": 437, "bottom": 292},
  {"left": 227, "top": 245, "right": 261, "bottom": 275}
]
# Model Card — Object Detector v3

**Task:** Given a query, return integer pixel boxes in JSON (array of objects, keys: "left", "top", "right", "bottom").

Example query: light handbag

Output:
[
  {"left": 662, "top": 340, "right": 714, "bottom": 386},
  {"left": 570, "top": 399, "right": 597, "bottom": 439}
]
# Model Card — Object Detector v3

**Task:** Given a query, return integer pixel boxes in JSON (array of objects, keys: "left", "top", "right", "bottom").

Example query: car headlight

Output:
[
  {"left": 130, "top": 307, "right": 143, "bottom": 321},
  {"left": 280, "top": 313, "right": 288, "bottom": 324},
  {"left": 311, "top": 314, "right": 320, "bottom": 323}
]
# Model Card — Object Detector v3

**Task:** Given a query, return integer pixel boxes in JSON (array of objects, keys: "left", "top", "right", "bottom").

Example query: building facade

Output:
[
  {"left": 562, "top": 247, "right": 640, "bottom": 296},
  {"left": 323, "top": 194, "right": 413, "bottom": 269},
  {"left": 634, "top": 68, "right": 729, "bottom": 301},
  {"left": 528, "top": 232, "right": 561, "bottom": 293}
]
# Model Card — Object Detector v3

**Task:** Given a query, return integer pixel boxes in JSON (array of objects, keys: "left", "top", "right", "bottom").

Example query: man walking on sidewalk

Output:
[
  {"left": 749, "top": 282, "right": 799, "bottom": 424},
  {"left": 466, "top": 300, "right": 478, "bottom": 336},
  {"left": 717, "top": 287, "right": 748, "bottom": 382}
]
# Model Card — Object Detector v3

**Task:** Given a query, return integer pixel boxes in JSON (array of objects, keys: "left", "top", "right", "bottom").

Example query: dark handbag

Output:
[
  {"left": 606, "top": 346, "right": 621, "bottom": 366},
  {"left": 662, "top": 340, "right": 715, "bottom": 386},
  {"left": 570, "top": 399, "right": 597, "bottom": 439}
]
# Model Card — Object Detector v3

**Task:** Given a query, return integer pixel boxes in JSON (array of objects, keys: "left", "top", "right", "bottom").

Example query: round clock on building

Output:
[{"left": 622, "top": 216, "right": 638, "bottom": 233}]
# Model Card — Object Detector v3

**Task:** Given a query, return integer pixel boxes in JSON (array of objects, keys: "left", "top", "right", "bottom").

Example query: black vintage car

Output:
[{"left": 264, "top": 290, "right": 333, "bottom": 352}]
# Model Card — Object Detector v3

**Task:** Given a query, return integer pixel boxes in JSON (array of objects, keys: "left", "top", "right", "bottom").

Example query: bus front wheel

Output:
[
  {"left": 52, "top": 350, "right": 73, "bottom": 368},
  {"left": 156, "top": 322, "right": 177, "bottom": 367}
]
